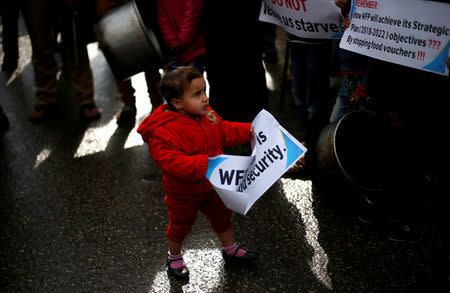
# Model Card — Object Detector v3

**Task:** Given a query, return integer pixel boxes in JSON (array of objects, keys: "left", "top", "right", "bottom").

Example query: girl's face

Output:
[{"left": 173, "top": 77, "right": 209, "bottom": 116}]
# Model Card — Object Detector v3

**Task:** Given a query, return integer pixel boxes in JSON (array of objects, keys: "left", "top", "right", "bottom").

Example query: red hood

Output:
[{"left": 137, "top": 104, "right": 182, "bottom": 143}]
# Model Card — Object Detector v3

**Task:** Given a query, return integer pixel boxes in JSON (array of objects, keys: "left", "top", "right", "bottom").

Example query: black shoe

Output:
[
  {"left": 116, "top": 104, "right": 136, "bottom": 127},
  {"left": 29, "top": 103, "right": 59, "bottom": 123},
  {"left": 80, "top": 103, "right": 101, "bottom": 122},
  {"left": 167, "top": 259, "right": 189, "bottom": 280},
  {"left": 222, "top": 247, "right": 258, "bottom": 263}
]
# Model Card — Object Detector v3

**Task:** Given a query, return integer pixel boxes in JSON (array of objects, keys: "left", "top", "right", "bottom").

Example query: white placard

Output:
[
  {"left": 340, "top": 0, "right": 450, "bottom": 75},
  {"left": 206, "top": 110, "right": 307, "bottom": 215},
  {"left": 258, "top": 0, "right": 343, "bottom": 39}
]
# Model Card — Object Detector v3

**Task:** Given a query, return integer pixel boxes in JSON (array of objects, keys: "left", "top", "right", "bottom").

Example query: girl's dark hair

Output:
[{"left": 160, "top": 66, "right": 202, "bottom": 110}]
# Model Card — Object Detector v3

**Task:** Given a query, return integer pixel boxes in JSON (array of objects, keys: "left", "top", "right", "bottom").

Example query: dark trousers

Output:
[
  {"left": 0, "top": 1, "right": 20, "bottom": 67},
  {"left": 115, "top": 68, "right": 163, "bottom": 109},
  {"left": 204, "top": 0, "right": 268, "bottom": 122},
  {"left": 165, "top": 190, "right": 233, "bottom": 243},
  {"left": 21, "top": 0, "right": 94, "bottom": 105},
  {"left": 290, "top": 42, "right": 332, "bottom": 149}
]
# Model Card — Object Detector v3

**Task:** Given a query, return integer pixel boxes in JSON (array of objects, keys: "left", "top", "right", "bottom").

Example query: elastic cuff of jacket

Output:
[
  {"left": 200, "top": 155, "right": 209, "bottom": 178},
  {"left": 354, "top": 85, "right": 368, "bottom": 97},
  {"left": 247, "top": 123, "right": 252, "bottom": 139}
]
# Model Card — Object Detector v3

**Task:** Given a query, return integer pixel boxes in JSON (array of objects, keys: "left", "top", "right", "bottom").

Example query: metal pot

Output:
[
  {"left": 95, "top": 0, "right": 162, "bottom": 80},
  {"left": 315, "top": 111, "right": 384, "bottom": 193}
]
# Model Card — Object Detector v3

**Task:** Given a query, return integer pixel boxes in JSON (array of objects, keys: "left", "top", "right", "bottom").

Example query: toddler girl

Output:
[{"left": 137, "top": 66, "right": 258, "bottom": 280}]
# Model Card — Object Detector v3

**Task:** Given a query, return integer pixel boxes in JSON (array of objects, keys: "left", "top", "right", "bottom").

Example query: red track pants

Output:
[{"left": 164, "top": 190, "right": 232, "bottom": 243}]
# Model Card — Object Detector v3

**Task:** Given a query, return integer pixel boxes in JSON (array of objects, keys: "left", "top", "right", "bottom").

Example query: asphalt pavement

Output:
[{"left": 1, "top": 18, "right": 448, "bottom": 292}]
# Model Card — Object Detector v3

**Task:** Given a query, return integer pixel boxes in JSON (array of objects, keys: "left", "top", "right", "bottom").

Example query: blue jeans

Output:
[
  {"left": 330, "top": 74, "right": 366, "bottom": 123},
  {"left": 290, "top": 42, "right": 331, "bottom": 146}
]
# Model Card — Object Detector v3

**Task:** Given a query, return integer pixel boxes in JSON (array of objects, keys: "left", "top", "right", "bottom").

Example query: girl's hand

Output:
[
  {"left": 342, "top": 14, "right": 350, "bottom": 30},
  {"left": 349, "top": 92, "right": 364, "bottom": 104},
  {"left": 335, "top": 0, "right": 348, "bottom": 9}
]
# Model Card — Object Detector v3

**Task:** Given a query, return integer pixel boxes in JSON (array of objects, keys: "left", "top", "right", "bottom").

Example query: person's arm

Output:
[
  {"left": 350, "top": 59, "right": 371, "bottom": 104},
  {"left": 335, "top": 0, "right": 351, "bottom": 14},
  {"left": 149, "top": 133, "right": 209, "bottom": 181},
  {"left": 177, "top": 0, "right": 204, "bottom": 46},
  {"left": 334, "top": 0, "right": 348, "bottom": 9},
  {"left": 336, "top": 0, "right": 351, "bottom": 30},
  {"left": 221, "top": 121, "right": 253, "bottom": 148},
  {"left": 157, "top": 0, "right": 182, "bottom": 50},
  {"left": 341, "top": 14, "right": 350, "bottom": 30}
]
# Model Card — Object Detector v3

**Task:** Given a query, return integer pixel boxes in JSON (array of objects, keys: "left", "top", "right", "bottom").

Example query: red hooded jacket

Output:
[
  {"left": 137, "top": 105, "right": 252, "bottom": 194},
  {"left": 157, "top": 0, "right": 206, "bottom": 64}
]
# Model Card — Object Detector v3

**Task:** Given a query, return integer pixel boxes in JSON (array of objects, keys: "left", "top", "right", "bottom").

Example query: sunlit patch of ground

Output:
[
  {"left": 279, "top": 178, "right": 333, "bottom": 290},
  {"left": 148, "top": 248, "right": 224, "bottom": 293}
]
